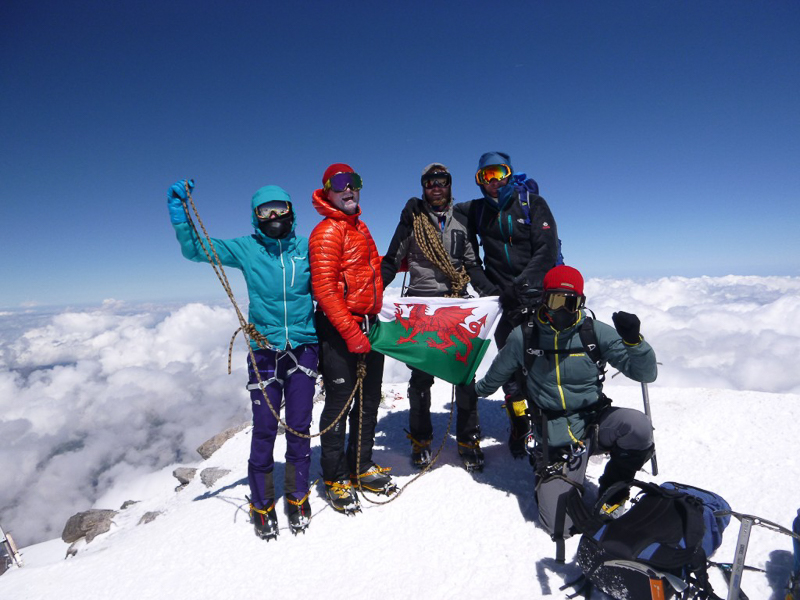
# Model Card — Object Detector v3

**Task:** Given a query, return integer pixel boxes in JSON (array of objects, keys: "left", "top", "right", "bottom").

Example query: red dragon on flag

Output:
[
  {"left": 394, "top": 303, "right": 487, "bottom": 364},
  {"left": 369, "top": 295, "right": 501, "bottom": 386}
]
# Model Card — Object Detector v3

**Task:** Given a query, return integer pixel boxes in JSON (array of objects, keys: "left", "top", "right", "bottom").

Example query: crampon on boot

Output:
[
  {"left": 352, "top": 465, "right": 397, "bottom": 495},
  {"left": 458, "top": 437, "right": 485, "bottom": 473},
  {"left": 324, "top": 480, "right": 361, "bottom": 515},
  {"left": 405, "top": 431, "right": 432, "bottom": 468},
  {"left": 597, "top": 484, "right": 630, "bottom": 519},
  {"left": 285, "top": 492, "right": 312, "bottom": 534},
  {"left": 250, "top": 501, "right": 279, "bottom": 541}
]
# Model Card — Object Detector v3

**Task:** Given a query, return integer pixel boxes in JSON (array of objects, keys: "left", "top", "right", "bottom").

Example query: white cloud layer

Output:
[{"left": 1, "top": 275, "right": 798, "bottom": 547}]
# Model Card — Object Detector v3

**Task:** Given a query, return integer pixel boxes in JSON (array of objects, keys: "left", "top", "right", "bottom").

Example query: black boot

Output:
[
  {"left": 250, "top": 500, "right": 279, "bottom": 541},
  {"left": 405, "top": 431, "right": 432, "bottom": 468},
  {"left": 598, "top": 445, "right": 655, "bottom": 513},
  {"left": 457, "top": 433, "right": 484, "bottom": 473},
  {"left": 324, "top": 480, "right": 361, "bottom": 515},
  {"left": 285, "top": 493, "right": 312, "bottom": 534},
  {"left": 351, "top": 464, "right": 397, "bottom": 495}
]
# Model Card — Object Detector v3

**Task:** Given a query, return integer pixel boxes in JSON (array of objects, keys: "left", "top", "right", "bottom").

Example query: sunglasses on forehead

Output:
[
  {"left": 255, "top": 200, "right": 292, "bottom": 220},
  {"left": 324, "top": 172, "right": 363, "bottom": 193},
  {"left": 543, "top": 291, "right": 586, "bottom": 313},
  {"left": 475, "top": 164, "right": 512, "bottom": 185}
]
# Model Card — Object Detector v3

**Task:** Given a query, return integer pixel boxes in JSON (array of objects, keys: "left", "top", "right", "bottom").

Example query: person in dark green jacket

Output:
[
  {"left": 465, "top": 265, "right": 657, "bottom": 542},
  {"left": 167, "top": 180, "right": 317, "bottom": 540}
]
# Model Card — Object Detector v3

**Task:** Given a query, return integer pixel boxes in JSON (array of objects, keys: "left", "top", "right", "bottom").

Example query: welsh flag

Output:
[{"left": 368, "top": 296, "right": 502, "bottom": 385}]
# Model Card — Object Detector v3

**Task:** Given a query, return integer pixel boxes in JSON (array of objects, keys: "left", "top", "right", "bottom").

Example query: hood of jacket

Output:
[
  {"left": 311, "top": 188, "right": 362, "bottom": 224},
  {"left": 477, "top": 151, "right": 516, "bottom": 209},
  {"left": 250, "top": 185, "right": 297, "bottom": 248}
]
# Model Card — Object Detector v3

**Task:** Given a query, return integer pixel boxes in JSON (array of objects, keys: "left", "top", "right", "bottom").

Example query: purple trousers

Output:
[{"left": 247, "top": 344, "right": 318, "bottom": 509}]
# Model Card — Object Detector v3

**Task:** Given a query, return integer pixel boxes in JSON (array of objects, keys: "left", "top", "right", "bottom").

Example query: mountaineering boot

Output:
[
  {"left": 285, "top": 493, "right": 312, "bottom": 534},
  {"left": 597, "top": 445, "right": 654, "bottom": 518},
  {"left": 250, "top": 501, "right": 279, "bottom": 541},
  {"left": 324, "top": 480, "right": 360, "bottom": 515},
  {"left": 599, "top": 489, "right": 630, "bottom": 519},
  {"left": 458, "top": 436, "right": 485, "bottom": 473},
  {"left": 352, "top": 465, "right": 397, "bottom": 495},
  {"left": 406, "top": 431, "right": 432, "bottom": 468}
]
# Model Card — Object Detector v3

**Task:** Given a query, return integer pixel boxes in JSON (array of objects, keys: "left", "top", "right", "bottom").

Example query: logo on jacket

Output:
[
  {"left": 394, "top": 304, "right": 486, "bottom": 364},
  {"left": 542, "top": 221, "right": 551, "bottom": 230}
]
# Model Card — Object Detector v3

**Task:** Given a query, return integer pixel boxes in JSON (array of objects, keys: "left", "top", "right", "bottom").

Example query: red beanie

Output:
[
  {"left": 543, "top": 265, "right": 584, "bottom": 295},
  {"left": 322, "top": 163, "right": 354, "bottom": 187}
]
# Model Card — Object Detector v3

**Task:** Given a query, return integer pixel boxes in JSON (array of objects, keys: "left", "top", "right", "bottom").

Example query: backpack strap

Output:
[{"left": 579, "top": 315, "right": 606, "bottom": 383}]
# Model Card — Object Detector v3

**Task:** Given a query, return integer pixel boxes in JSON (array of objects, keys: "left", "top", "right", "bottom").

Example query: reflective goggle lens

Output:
[
  {"left": 544, "top": 292, "right": 585, "bottom": 313},
  {"left": 476, "top": 164, "right": 512, "bottom": 185},
  {"left": 422, "top": 172, "right": 452, "bottom": 189},
  {"left": 255, "top": 200, "right": 291, "bottom": 220},
  {"left": 325, "top": 172, "right": 363, "bottom": 192}
]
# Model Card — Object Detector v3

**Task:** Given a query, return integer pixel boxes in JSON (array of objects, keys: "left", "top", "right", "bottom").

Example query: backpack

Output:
[
  {"left": 570, "top": 480, "right": 731, "bottom": 600},
  {"left": 472, "top": 174, "right": 565, "bottom": 266}
]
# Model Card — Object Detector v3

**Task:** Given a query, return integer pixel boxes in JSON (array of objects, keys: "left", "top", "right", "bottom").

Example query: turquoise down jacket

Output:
[
  {"left": 171, "top": 185, "right": 317, "bottom": 351},
  {"left": 475, "top": 309, "right": 657, "bottom": 447}
]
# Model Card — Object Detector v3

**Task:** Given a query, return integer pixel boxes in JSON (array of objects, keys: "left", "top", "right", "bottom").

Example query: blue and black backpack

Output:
[{"left": 569, "top": 480, "right": 731, "bottom": 599}]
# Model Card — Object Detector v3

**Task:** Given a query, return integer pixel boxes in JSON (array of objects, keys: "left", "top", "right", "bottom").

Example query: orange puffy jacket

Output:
[{"left": 309, "top": 189, "right": 384, "bottom": 352}]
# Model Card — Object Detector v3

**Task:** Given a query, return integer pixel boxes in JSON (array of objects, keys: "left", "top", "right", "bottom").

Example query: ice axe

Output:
[{"left": 641, "top": 382, "right": 659, "bottom": 476}]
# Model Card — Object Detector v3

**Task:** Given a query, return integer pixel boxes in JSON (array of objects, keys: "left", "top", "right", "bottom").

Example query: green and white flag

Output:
[{"left": 368, "top": 296, "right": 502, "bottom": 386}]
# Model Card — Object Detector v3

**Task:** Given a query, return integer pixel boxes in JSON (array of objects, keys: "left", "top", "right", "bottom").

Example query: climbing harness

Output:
[{"left": 179, "top": 183, "right": 357, "bottom": 440}]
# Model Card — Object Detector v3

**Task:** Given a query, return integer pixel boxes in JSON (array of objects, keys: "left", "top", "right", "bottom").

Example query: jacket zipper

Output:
[
  {"left": 553, "top": 330, "right": 580, "bottom": 444},
  {"left": 278, "top": 239, "right": 290, "bottom": 349}
]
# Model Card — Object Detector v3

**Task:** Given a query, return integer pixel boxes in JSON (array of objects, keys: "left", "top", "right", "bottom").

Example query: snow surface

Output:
[
  {"left": 2, "top": 276, "right": 799, "bottom": 599},
  {"left": 2, "top": 381, "right": 798, "bottom": 599}
]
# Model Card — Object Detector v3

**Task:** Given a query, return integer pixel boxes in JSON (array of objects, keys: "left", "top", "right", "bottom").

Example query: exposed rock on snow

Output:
[
  {"left": 61, "top": 509, "right": 118, "bottom": 544},
  {"left": 199, "top": 467, "right": 230, "bottom": 488},
  {"left": 137, "top": 512, "right": 161, "bottom": 525},
  {"left": 196, "top": 423, "right": 249, "bottom": 459},
  {"left": 173, "top": 467, "right": 198, "bottom": 491}
]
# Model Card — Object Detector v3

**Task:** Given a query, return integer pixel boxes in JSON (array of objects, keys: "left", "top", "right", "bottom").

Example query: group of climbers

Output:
[{"left": 165, "top": 152, "right": 657, "bottom": 549}]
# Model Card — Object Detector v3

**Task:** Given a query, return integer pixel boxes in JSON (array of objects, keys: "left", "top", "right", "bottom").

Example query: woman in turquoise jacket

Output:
[{"left": 167, "top": 180, "right": 317, "bottom": 540}]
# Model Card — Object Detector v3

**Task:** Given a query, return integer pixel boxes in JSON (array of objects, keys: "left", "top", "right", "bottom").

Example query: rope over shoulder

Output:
[{"left": 412, "top": 212, "right": 470, "bottom": 298}]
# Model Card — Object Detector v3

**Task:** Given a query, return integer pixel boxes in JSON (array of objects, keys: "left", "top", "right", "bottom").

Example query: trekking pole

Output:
[{"left": 641, "top": 382, "right": 659, "bottom": 476}]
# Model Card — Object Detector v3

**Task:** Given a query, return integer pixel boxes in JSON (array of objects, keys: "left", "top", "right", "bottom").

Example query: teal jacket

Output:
[
  {"left": 475, "top": 309, "right": 657, "bottom": 447},
  {"left": 172, "top": 186, "right": 317, "bottom": 351}
]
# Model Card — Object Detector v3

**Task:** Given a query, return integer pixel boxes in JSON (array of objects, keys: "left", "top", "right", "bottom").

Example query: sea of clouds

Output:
[{"left": 1, "top": 275, "right": 799, "bottom": 547}]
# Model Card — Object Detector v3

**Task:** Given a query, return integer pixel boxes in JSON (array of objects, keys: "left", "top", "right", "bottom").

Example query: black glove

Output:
[
  {"left": 612, "top": 311, "right": 641, "bottom": 345},
  {"left": 499, "top": 287, "right": 520, "bottom": 311}
]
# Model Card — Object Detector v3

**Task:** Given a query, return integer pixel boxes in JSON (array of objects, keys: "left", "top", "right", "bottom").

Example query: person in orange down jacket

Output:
[{"left": 309, "top": 163, "right": 396, "bottom": 514}]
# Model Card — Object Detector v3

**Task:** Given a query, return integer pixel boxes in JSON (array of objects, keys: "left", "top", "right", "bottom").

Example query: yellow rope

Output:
[
  {"left": 180, "top": 184, "right": 358, "bottom": 439},
  {"left": 411, "top": 212, "right": 470, "bottom": 298}
]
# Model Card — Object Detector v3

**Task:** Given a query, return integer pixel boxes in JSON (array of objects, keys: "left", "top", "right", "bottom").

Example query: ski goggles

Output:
[
  {"left": 421, "top": 172, "right": 452, "bottom": 189},
  {"left": 475, "top": 163, "right": 512, "bottom": 185},
  {"left": 324, "top": 172, "right": 363, "bottom": 193},
  {"left": 255, "top": 200, "right": 292, "bottom": 220},
  {"left": 543, "top": 291, "right": 585, "bottom": 313}
]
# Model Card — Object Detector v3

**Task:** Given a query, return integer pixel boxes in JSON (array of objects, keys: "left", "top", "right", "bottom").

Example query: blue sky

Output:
[{"left": 2, "top": 0, "right": 799, "bottom": 308}]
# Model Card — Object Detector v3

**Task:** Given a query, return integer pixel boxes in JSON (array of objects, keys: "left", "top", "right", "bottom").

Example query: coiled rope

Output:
[
  {"left": 179, "top": 183, "right": 359, "bottom": 439},
  {"left": 411, "top": 211, "right": 470, "bottom": 298}
]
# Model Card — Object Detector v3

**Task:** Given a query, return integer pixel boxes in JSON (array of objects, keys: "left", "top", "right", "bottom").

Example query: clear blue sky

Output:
[{"left": 2, "top": 0, "right": 799, "bottom": 308}]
